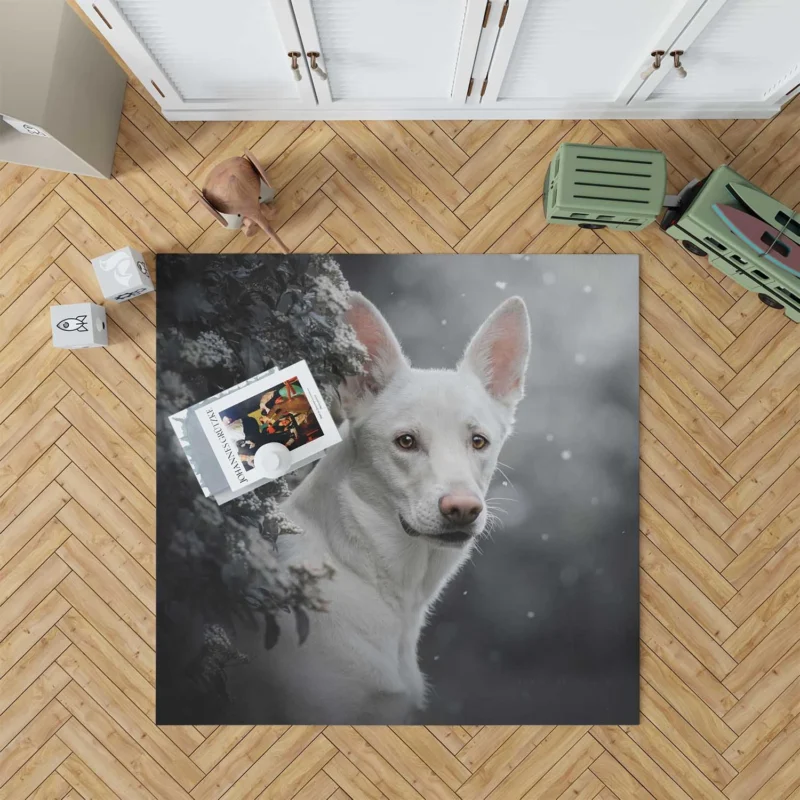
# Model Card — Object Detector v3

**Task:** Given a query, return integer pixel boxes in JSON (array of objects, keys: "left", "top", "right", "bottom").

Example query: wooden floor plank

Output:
[
  {"left": 57, "top": 607, "right": 153, "bottom": 717},
  {"left": 0, "top": 229, "right": 68, "bottom": 317},
  {"left": 0, "top": 170, "right": 66, "bottom": 243},
  {"left": 400, "top": 121, "right": 469, "bottom": 175},
  {"left": 0, "top": 592, "right": 70, "bottom": 683},
  {"left": 639, "top": 681, "right": 737, "bottom": 790},
  {"left": 0, "top": 163, "right": 36, "bottom": 206},
  {"left": 323, "top": 135, "right": 455, "bottom": 252},
  {"left": 57, "top": 575, "right": 155, "bottom": 683},
  {"left": 57, "top": 752, "right": 123, "bottom": 800},
  {"left": 457, "top": 121, "right": 598, "bottom": 251},
  {"left": 56, "top": 500, "right": 154, "bottom": 612},
  {"left": 454, "top": 121, "right": 506, "bottom": 156},
  {"left": 121, "top": 85, "right": 202, "bottom": 175},
  {"left": 111, "top": 148, "right": 202, "bottom": 249},
  {"left": 723, "top": 533, "right": 800, "bottom": 625},
  {"left": 0, "top": 698, "right": 71, "bottom": 790},
  {"left": 54, "top": 464, "right": 154, "bottom": 575},
  {"left": 115, "top": 116, "right": 200, "bottom": 212},
  {"left": 265, "top": 121, "right": 336, "bottom": 193},
  {"left": 454, "top": 120, "right": 575, "bottom": 229},
  {"left": 56, "top": 716, "right": 158, "bottom": 800},
  {"left": 724, "top": 566, "right": 800, "bottom": 661},
  {"left": 189, "top": 726, "right": 288, "bottom": 800},
  {"left": 56, "top": 535, "right": 153, "bottom": 645},
  {"left": 640, "top": 500, "right": 735, "bottom": 608},
  {"left": 364, "top": 120, "right": 469, "bottom": 210},
  {"left": 0, "top": 193, "right": 69, "bottom": 279},
  {"left": 57, "top": 680, "right": 192, "bottom": 799}
]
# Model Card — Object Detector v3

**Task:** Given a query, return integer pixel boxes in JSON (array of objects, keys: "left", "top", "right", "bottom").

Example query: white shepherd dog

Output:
[{"left": 264, "top": 292, "right": 531, "bottom": 723}]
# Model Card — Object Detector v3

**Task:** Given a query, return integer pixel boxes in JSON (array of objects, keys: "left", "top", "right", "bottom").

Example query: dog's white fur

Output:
[{"left": 264, "top": 293, "right": 531, "bottom": 723}]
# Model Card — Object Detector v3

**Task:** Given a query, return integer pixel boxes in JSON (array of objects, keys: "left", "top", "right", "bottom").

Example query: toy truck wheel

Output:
[
  {"left": 758, "top": 293, "right": 784, "bottom": 310},
  {"left": 578, "top": 223, "right": 606, "bottom": 230},
  {"left": 682, "top": 240, "right": 707, "bottom": 257}
]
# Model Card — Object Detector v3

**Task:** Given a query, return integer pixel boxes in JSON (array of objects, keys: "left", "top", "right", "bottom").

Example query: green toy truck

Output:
[{"left": 544, "top": 142, "right": 800, "bottom": 322}]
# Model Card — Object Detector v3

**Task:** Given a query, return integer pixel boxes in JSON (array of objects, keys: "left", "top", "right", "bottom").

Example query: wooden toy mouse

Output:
[{"left": 197, "top": 149, "right": 288, "bottom": 253}]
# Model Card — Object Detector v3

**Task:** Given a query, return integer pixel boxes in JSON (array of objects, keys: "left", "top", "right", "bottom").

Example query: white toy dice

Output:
[
  {"left": 51, "top": 303, "right": 107, "bottom": 349},
  {"left": 91, "top": 246, "right": 154, "bottom": 302}
]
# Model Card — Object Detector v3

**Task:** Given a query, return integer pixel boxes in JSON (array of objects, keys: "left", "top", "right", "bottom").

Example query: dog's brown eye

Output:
[
  {"left": 472, "top": 434, "right": 489, "bottom": 450},
  {"left": 396, "top": 434, "right": 416, "bottom": 450}
]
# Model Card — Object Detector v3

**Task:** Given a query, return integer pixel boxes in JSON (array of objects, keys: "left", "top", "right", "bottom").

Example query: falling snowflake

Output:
[
  {"left": 502, "top": 480, "right": 508, "bottom": 487},
  {"left": 463, "top": 590, "right": 468, "bottom": 595},
  {"left": 461, "top": 292, "right": 466, "bottom": 297},
  {"left": 441, "top": 319, "right": 447, "bottom": 325},
  {"left": 561, "top": 450, "right": 572, "bottom": 460},
  {"left": 433, "top": 655, "right": 440, "bottom": 661},
  {"left": 495, "top": 281, "right": 507, "bottom": 290},
  {"left": 526, "top": 611, "right": 535, "bottom": 619},
  {"left": 546, "top": 434, "right": 554, "bottom": 442},
  {"left": 591, "top": 497, "right": 599, "bottom": 506},
  {"left": 574, "top": 353, "right": 586, "bottom": 365},
  {"left": 541, "top": 533, "right": 549, "bottom": 541},
  {"left": 542, "top": 272, "right": 556, "bottom": 285},
  {"left": 583, "top": 285, "right": 592, "bottom": 293}
]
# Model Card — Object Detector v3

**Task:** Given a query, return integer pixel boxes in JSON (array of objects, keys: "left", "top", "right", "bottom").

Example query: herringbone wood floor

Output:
[{"left": 3, "top": 60, "right": 800, "bottom": 799}]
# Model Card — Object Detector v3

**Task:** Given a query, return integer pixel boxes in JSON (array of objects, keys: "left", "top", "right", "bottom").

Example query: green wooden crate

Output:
[
  {"left": 544, "top": 143, "right": 667, "bottom": 231},
  {"left": 661, "top": 165, "right": 800, "bottom": 323}
]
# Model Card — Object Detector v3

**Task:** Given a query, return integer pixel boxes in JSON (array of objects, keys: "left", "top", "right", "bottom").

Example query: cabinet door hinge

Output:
[
  {"left": 467, "top": 77, "right": 475, "bottom": 97},
  {"left": 480, "top": 77, "right": 488, "bottom": 97},
  {"left": 482, "top": 0, "right": 492, "bottom": 27},
  {"left": 499, "top": 1, "right": 509, "bottom": 27}
]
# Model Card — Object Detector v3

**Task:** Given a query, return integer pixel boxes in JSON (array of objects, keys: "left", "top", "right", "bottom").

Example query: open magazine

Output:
[{"left": 169, "top": 360, "right": 341, "bottom": 504}]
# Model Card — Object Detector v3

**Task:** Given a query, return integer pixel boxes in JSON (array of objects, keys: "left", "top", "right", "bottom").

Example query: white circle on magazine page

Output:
[{"left": 255, "top": 442, "right": 292, "bottom": 477}]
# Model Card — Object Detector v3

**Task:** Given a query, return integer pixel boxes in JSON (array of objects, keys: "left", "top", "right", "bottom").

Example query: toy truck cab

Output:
[{"left": 660, "top": 165, "right": 800, "bottom": 322}]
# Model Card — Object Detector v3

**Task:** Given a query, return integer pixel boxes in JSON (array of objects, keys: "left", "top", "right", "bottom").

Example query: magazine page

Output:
[
  {"left": 195, "top": 359, "right": 341, "bottom": 492},
  {"left": 169, "top": 366, "right": 281, "bottom": 498}
]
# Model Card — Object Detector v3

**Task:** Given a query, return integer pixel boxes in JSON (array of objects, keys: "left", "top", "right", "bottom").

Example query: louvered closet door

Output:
[
  {"left": 480, "top": 0, "right": 705, "bottom": 109},
  {"left": 640, "top": 0, "right": 800, "bottom": 106},
  {"left": 76, "top": 0, "right": 315, "bottom": 111},
  {"left": 289, "top": 0, "right": 486, "bottom": 107}
]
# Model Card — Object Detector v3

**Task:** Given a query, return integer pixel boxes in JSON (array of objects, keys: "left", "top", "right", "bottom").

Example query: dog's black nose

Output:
[{"left": 439, "top": 494, "right": 483, "bottom": 525}]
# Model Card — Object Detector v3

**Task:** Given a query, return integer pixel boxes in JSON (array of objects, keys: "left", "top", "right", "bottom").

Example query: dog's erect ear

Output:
[
  {"left": 460, "top": 297, "right": 531, "bottom": 409},
  {"left": 340, "top": 292, "right": 409, "bottom": 415}
]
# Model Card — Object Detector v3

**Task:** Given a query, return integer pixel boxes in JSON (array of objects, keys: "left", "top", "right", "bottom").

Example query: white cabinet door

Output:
[
  {"left": 75, "top": 0, "right": 316, "bottom": 112},
  {"left": 479, "top": 0, "right": 708, "bottom": 112},
  {"left": 631, "top": 0, "right": 800, "bottom": 110},
  {"left": 289, "top": 0, "right": 486, "bottom": 109}
]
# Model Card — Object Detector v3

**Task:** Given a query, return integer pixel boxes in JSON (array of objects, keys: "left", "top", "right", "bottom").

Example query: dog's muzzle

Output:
[{"left": 399, "top": 515, "right": 473, "bottom": 547}]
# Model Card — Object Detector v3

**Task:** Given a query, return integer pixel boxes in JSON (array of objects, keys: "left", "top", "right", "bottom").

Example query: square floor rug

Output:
[{"left": 156, "top": 253, "right": 639, "bottom": 725}]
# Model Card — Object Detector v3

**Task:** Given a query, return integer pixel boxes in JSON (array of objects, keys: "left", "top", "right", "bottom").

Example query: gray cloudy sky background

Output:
[{"left": 337, "top": 254, "right": 640, "bottom": 724}]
